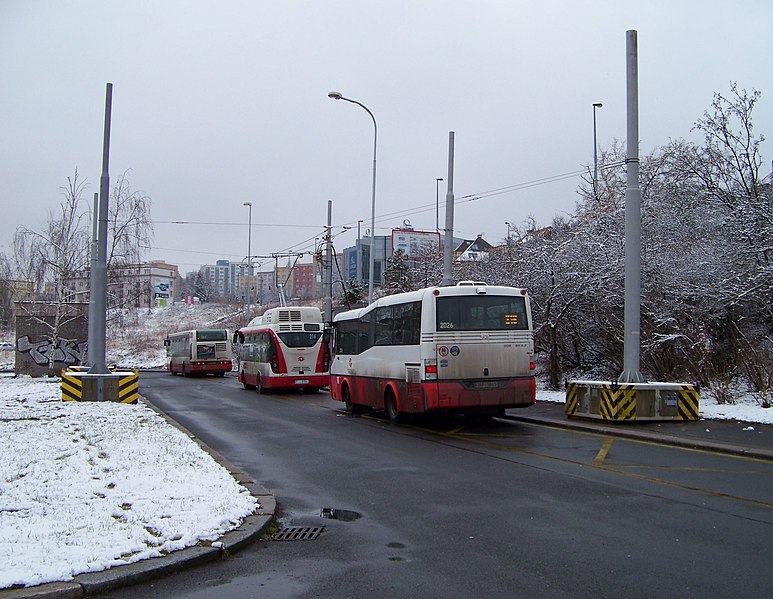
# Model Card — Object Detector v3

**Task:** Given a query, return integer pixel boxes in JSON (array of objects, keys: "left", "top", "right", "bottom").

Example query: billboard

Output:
[{"left": 391, "top": 229, "right": 441, "bottom": 258}]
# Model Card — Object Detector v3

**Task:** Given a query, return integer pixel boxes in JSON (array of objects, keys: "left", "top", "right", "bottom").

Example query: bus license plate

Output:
[
  {"left": 471, "top": 381, "right": 500, "bottom": 390},
  {"left": 295, "top": 379, "right": 309, "bottom": 385}
]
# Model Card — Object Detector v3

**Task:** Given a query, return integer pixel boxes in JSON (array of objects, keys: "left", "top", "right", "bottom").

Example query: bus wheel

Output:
[
  {"left": 385, "top": 389, "right": 402, "bottom": 424},
  {"left": 343, "top": 385, "right": 362, "bottom": 414},
  {"left": 255, "top": 376, "right": 263, "bottom": 394}
]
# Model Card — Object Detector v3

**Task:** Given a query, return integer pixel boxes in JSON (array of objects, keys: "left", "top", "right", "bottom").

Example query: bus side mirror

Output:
[{"left": 163, "top": 339, "right": 170, "bottom": 347}]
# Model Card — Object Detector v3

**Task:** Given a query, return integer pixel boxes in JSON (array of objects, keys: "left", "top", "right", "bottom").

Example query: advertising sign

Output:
[{"left": 391, "top": 229, "right": 441, "bottom": 258}]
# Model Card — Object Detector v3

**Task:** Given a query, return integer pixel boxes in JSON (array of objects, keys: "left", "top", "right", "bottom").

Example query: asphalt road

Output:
[{"left": 99, "top": 371, "right": 773, "bottom": 598}]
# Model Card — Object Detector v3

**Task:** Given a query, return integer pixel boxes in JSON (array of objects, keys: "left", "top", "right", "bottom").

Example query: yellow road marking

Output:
[{"left": 593, "top": 438, "right": 614, "bottom": 467}]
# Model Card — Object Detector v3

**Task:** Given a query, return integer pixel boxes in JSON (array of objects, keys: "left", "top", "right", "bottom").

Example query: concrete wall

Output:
[{"left": 14, "top": 302, "right": 88, "bottom": 377}]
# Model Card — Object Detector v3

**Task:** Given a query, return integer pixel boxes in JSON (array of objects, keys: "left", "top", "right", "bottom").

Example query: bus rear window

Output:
[
  {"left": 196, "top": 329, "right": 228, "bottom": 341},
  {"left": 436, "top": 296, "right": 528, "bottom": 331},
  {"left": 277, "top": 332, "right": 322, "bottom": 348}
]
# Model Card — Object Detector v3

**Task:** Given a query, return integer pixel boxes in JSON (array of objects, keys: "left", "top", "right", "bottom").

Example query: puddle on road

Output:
[{"left": 320, "top": 508, "right": 362, "bottom": 522}]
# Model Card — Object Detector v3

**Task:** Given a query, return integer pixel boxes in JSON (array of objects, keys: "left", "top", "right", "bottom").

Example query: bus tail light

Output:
[
  {"left": 530, "top": 361, "right": 536, "bottom": 371},
  {"left": 316, "top": 343, "right": 330, "bottom": 373},
  {"left": 424, "top": 359, "right": 437, "bottom": 380}
]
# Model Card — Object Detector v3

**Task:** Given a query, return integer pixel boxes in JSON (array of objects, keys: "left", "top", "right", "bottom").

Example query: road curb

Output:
[
  {"left": 504, "top": 413, "right": 773, "bottom": 461},
  {"left": 0, "top": 396, "right": 276, "bottom": 599}
]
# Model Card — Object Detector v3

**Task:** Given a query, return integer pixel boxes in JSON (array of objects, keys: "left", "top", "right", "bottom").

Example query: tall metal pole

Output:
[
  {"left": 593, "top": 102, "right": 603, "bottom": 197},
  {"left": 323, "top": 200, "right": 333, "bottom": 324},
  {"left": 88, "top": 82, "right": 113, "bottom": 383},
  {"left": 243, "top": 201, "right": 252, "bottom": 322},
  {"left": 328, "top": 91, "right": 377, "bottom": 304},
  {"left": 86, "top": 192, "right": 99, "bottom": 366},
  {"left": 619, "top": 30, "right": 644, "bottom": 383},
  {"left": 356, "top": 219, "right": 363, "bottom": 285},
  {"left": 435, "top": 177, "right": 443, "bottom": 233},
  {"left": 442, "top": 132, "right": 455, "bottom": 286}
]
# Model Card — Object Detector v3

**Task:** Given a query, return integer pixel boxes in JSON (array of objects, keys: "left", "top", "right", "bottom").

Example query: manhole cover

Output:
[{"left": 273, "top": 526, "right": 325, "bottom": 541}]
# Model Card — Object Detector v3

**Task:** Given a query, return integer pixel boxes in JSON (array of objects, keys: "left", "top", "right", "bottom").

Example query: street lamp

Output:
[
  {"left": 243, "top": 201, "right": 252, "bottom": 322},
  {"left": 592, "top": 102, "right": 603, "bottom": 197},
  {"left": 435, "top": 178, "right": 443, "bottom": 233},
  {"left": 328, "top": 90, "right": 378, "bottom": 304},
  {"left": 505, "top": 221, "right": 513, "bottom": 243}
]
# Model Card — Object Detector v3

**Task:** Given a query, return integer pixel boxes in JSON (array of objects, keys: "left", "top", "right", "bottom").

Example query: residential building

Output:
[
  {"left": 67, "top": 261, "right": 179, "bottom": 308},
  {"left": 454, "top": 235, "right": 495, "bottom": 261}
]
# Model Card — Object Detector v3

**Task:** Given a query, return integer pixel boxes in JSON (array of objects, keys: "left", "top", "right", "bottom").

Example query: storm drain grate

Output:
[{"left": 273, "top": 526, "right": 325, "bottom": 541}]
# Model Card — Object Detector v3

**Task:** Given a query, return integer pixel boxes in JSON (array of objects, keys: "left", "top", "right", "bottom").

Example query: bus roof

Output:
[
  {"left": 257, "top": 306, "right": 323, "bottom": 325},
  {"left": 333, "top": 284, "right": 528, "bottom": 322}
]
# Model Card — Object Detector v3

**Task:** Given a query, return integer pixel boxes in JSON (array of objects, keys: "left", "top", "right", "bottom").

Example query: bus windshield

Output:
[
  {"left": 196, "top": 329, "right": 228, "bottom": 341},
  {"left": 436, "top": 295, "right": 529, "bottom": 331},
  {"left": 277, "top": 332, "right": 322, "bottom": 348}
]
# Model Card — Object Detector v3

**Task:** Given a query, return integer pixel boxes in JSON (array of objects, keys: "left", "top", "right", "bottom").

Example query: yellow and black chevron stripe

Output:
[
  {"left": 678, "top": 385, "right": 700, "bottom": 421},
  {"left": 565, "top": 382, "right": 580, "bottom": 416},
  {"left": 599, "top": 384, "right": 637, "bottom": 421},
  {"left": 60, "top": 370, "right": 139, "bottom": 403},
  {"left": 61, "top": 370, "right": 83, "bottom": 401},
  {"left": 118, "top": 371, "right": 139, "bottom": 404}
]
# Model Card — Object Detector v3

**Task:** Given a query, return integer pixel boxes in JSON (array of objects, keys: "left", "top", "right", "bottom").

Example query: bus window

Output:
[
  {"left": 277, "top": 332, "right": 322, "bottom": 348},
  {"left": 374, "top": 306, "right": 393, "bottom": 346},
  {"left": 335, "top": 321, "right": 358, "bottom": 355},
  {"left": 436, "top": 296, "right": 528, "bottom": 331},
  {"left": 196, "top": 329, "right": 228, "bottom": 341}
]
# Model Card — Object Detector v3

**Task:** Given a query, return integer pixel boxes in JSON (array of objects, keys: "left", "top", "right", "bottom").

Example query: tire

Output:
[
  {"left": 255, "top": 375, "right": 263, "bottom": 394},
  {"left": 385, "top": 388, "right": 401, "bottom": 424},
  {"left": 342, "top": 385, "right": 362, "bottom": 414}
]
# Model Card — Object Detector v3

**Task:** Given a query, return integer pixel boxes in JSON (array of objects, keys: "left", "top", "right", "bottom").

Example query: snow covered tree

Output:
[{"left": 383, "top": 250, "right": 417, "bottom": 294}]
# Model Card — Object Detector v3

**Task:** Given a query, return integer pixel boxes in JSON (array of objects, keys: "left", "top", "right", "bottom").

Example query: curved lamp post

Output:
[{"left": 328, "top": 91, "right": 378, "bottom": 304}]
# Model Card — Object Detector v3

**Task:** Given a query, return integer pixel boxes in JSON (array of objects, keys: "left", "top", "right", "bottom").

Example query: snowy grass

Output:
[{"left": 0, "top": 375, "right": 257, "bottom": 589}]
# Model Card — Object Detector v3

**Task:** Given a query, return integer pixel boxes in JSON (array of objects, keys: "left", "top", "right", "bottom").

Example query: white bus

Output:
[
  {"left": 330, "top": 282, "right": 536, "bottom": 421},
  {"left": 165, "top": 329, "right": 233, "bottom": 376},
  {"left": 235, "top": 306, "right": 330, "bottom": 393}
]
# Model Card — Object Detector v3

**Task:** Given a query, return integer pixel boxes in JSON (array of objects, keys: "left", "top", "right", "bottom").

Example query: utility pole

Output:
[
  {"left": 619, "top": 30, "right": 645, "bottom": 384},
  {"left": 88, "top": 83, "right": 113, "bottom": 392},
  {"left": 442, "top": 131, "right": 455, "bottom": 286},
  {"left": 323, "top": 200, "right": 333, "bottom": 325}
]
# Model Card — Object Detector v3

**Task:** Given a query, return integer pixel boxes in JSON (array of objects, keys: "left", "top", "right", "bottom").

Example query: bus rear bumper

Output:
[
  {"left": 425, "top": 377, "right": 536, "bottom": 411},
  {"left": 189, "top": 361, "right": 233, "bottom": 375},
  {"left": 264, "top": 374, "right": 329, "bottom": 390}
]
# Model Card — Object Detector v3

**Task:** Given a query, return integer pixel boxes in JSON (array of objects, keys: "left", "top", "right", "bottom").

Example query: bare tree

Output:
[
  {"left": 106, "top": 170, "right": 154, "bottom": 309},
  {"left": 13, "top": 169, "right": 91, "bottom": 372}
]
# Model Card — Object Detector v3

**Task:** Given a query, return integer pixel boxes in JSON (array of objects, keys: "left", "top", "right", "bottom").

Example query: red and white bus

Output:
[
  {"left": 330, "top": 282, "right": 536, "bottom": 421},
  {"left": 235, "top": 306, "right": 330, "bottom": 393},
  {"left": 165, "top": 329, "right": 233, "bottom": 376}
]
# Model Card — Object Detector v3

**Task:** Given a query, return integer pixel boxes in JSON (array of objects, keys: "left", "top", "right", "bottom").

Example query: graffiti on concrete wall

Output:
[{"left": 15, "top": 336, "right": 86, "bottom": 367}]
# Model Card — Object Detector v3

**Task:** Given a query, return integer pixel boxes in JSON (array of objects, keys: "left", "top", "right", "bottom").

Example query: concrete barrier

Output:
[
  {"left": 566, "top": 380, "right": 699, "bottom": 422},
  {"left": 61, "top": 370, "right": 139, "bottom": 403}
]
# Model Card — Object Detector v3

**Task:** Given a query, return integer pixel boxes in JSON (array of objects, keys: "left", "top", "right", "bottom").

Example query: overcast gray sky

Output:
[{"left": 2, "top": 0, "right": 771, "bottom": 274}]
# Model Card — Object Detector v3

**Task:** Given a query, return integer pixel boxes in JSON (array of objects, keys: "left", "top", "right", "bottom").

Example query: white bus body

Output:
[
  {"left": 330, "top": 283, "right": 536, "bottom": 420},
  {"left": 236, "top": 306, "right": 329, "bottom": 393},
  {"left": 165, "top": 329, "right": 232, "bottom": 376}
]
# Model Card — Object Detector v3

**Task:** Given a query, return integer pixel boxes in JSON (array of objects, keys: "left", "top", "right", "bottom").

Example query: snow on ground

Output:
[{"left": 0, "top": 375, "right": 257, "bottom": 590}]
